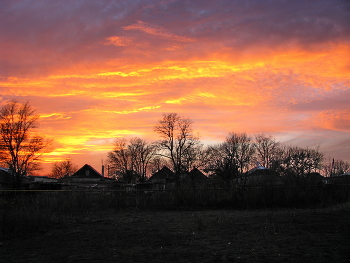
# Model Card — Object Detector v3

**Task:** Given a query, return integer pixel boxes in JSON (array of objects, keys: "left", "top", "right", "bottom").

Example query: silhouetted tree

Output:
[
  {"left": 273, "top": 146, "right": 324, "bottom": 181},
  {"left": 206, "top": 132, "right": 255, "bottom": 189},
  {"left": 231, "top": 133, "right": 256, "bottom": 174},
  {"left": 108, "top": 138, "right": 134, "bottom": 183},
  {"left": 322, "top": 158, "right": 350, "bottom": 177},
  {"left": 128, "top": 137, "right": 157, "bottom": 182},
  {"left": 50, "top": 158, "right": 78, "bottom": 178},
  {"left": 254, "top": 134, "right": 280, "bottom": 168},
  {"left": 148, "top": 156, "right": 171, "bottom": 174},
  {"left": 182, "top": 144, "right": 210, "bottom": 172},
  {"left": 206, "top": 144, "right": 239, "bottom": 189},
  {"left": 0, "top": 101, "right": 51, "bottom": 187},
  {"left": 107, "top": 137, "right": 156, "bottom": 182},
  {"left": 154, "top": 113, "right": 200, "bottom": 177}
]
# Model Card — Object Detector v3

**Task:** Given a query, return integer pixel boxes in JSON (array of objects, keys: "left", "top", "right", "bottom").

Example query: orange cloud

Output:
[
  {"left": 309, "top": 110, "right": 350, "bottom": 132},
  {"left": 105, "top": 36, "right": 131, "bottom": 46}
]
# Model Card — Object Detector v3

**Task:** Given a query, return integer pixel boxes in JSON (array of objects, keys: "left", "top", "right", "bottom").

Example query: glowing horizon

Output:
[{"left": 1, "top": 0, "right": 349, "bottom": 175}]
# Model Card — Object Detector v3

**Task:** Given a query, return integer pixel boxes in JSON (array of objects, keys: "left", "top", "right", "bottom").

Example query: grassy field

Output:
[{"left": 1, "top": 204, "right": 350, "bottom": 263}]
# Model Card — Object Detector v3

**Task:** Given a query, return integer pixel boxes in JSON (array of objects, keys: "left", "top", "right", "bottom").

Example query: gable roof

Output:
[
  {"left": 188, "top": 168, "right": 207, "bottom": 180},
  {"left": 149, "top": 166, "right": 175, "bottom": 182},
  {"left": 71, "top": 164, "right": 102, "bottom": 178}
]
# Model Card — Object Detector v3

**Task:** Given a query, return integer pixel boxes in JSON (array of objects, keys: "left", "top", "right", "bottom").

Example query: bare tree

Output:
[
  {"left": 275, "top": 146, "right": 324, "bottom": 177},
  {"left": 254, "top": 134, "right": 280, "bottom": 168},
  {"left": 154, "top": 113, "right": 200, "bottom": 176},
  {"left": 107, "top": 138, "right": 134, "bottom": 183},
  {"left": 322, "top": 158, "right": 350, "bottom": 177},
  {"left": 148, "top": 156, "right": 171, "bottom": 174},
  {"left": 50, "top": 158, "right": 78, "bottom": 178},
  {"left": 0, "top": 101, "right": 51, "bottom": 187},
  {"left": 182, "top": 144, "right": 210, "bottom": 172},
  {"left": 107, "top": 137, "right": 156, "bottom": 182},
  {"left": 206, "top": 143, "right": 239, "bottom": 189},
  {"left": 206, "top": 132, "right": 255, "bottom": 189},
  {"left": 128, "top": 137, "right": 157, "bottom": 182},
  {"left": 230, "top": 133, "right": 256, "bottom": 174}
]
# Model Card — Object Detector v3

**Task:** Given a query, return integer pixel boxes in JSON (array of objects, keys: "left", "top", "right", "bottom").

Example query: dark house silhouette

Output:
[
  {"left": 182, "top": 167, "right": 208, "bottom": 189},
  {"left": 148, "top": 166, "right": 208, "bottom": 190},
  {"left": 148, "top": 166, "right": 176, "bottom": 190},
  {"left": 240, "top": 166, "right": 281, "bottom": 186},
  {"left": 24, "top": 176, "right": 60, "bottom": 190},
  {"left": 60, "top": 164, "right": 113, "bottom": 189},
  {"left": 71, "top": 164, "right": 103, "bottom": 178},
  {"left": 304, "top": 172, "right": 324, "bottom": 185},
  {"left": 188, "top": 167, "right": 207, "bottom": 181},
  {"left": 0, "top": 168, "right": 13, "bottom": 189}
]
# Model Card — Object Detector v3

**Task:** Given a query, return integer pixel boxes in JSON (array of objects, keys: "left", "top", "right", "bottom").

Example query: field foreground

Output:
[{"left": 1, "top": 206, "right": 350, "bottom": 263}]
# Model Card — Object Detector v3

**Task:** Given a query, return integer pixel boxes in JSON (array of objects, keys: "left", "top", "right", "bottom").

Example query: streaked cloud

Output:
[
  {"left": 123, "top": 20, "right": 194, "bottom": 42},
  {"left": 105, "top": 36, "right": 131, "bottom": 47}
]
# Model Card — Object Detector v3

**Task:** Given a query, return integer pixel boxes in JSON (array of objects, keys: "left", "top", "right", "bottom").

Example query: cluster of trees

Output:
[
  {"left": 107, "top": 113, "right": 208, "bottom": 183},
  {"left": 0, "top": 101, "right": 349, "bottom": 188},
  {"left": 107, "top": 113, "right": 350, "bottom": 184}
]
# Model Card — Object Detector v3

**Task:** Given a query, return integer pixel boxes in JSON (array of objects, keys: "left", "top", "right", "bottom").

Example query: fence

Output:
[
  {"left": 1, "top": 184, "right": 349, "bottom": 236},
  {"left": 1, "top": 184, "right": 350, "bottom": 210}
]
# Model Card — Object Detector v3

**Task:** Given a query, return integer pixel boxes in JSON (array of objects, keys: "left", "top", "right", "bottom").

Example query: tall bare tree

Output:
[
  {"left": 0, "top": 101, "right": 50, "bottom": 187},
  {"left": 154, "top": 113, "right": 200, "bottom": 177},
  {"left": 50, "top": 158, "right": 78, "bottom": 178},
  {"left": 230, "top": 133, "right": 256, "bottom": 174},
  {"left": 254, "top": 134, "right": 280, "bottom": 168},
  {"left": 128, "top": 137, "right": 157, "bottom": 182}
]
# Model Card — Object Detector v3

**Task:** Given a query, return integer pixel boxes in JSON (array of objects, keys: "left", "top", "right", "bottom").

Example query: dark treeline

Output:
[
  {"left": 98, "top": 113, "right": 350, "bottom": 211},
  {"left": 106, "top": 113, "right": 350, "bottom": 184}
]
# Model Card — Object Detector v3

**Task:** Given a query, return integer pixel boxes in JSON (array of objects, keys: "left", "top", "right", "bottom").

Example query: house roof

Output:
[
  {"left": 0, "top": 167, "right": 10, "bottom": 173},
  {"left": 245, "top": 166, "right": 279, "bottom": 179},
  {"left": 188, "top": 168, "right": 207, "bottom": 180},
  {"left": 71, "top": 164, "right": 103, "bottom": 178},
  {"left": 149, "top": 166, "right": 175, "bottom": 182},
  {"left": 247, "top": 165, "right": 267, "bottom": 175}
]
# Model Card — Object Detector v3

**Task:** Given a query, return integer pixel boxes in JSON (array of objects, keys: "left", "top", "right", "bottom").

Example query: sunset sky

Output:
[{"left": 1, "top": 0, "right": 350, "bottom": 175}]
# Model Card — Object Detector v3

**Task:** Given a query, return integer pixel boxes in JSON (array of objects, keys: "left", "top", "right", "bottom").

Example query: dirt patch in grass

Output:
[{"left": 1, "top": 206, "right": 350, "bottom": 263}]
